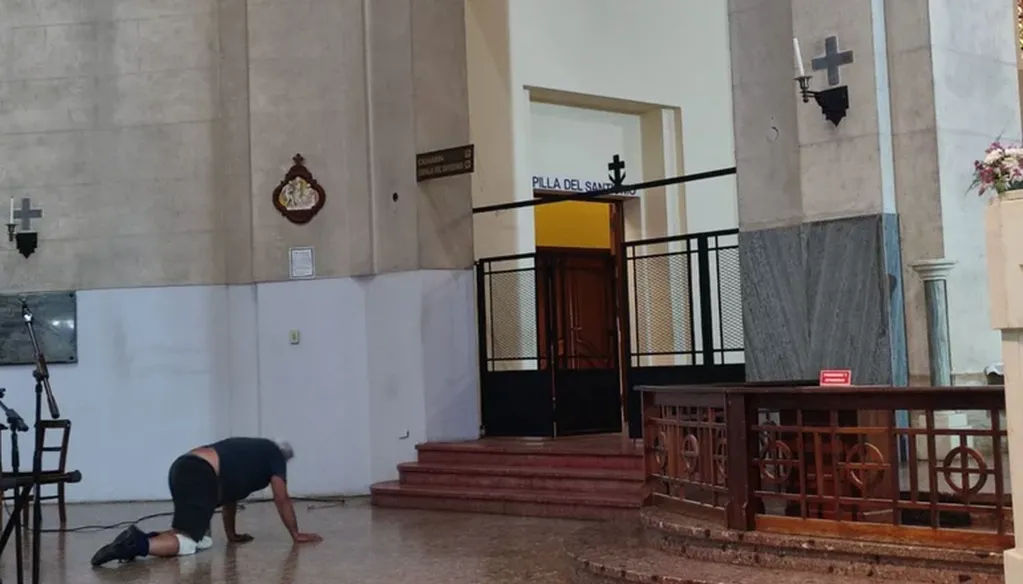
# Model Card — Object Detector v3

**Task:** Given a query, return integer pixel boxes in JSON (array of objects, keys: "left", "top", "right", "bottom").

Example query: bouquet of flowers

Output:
[{"left": 971, "top": 141, "right": 1023, "bottom": 196}]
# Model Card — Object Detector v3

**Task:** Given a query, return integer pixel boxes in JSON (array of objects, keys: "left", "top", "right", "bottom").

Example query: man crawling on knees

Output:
[{"left": 91, "top": 437, "right": 322, "bottom": 566}]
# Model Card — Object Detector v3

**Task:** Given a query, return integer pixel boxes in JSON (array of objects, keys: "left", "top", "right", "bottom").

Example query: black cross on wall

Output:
[
  {"left": 811, "top": 36, "right": 854, "bottom": 87},
  {"left": 608, "top": 154, "right": 627, "bottom": 187},
  {"left": 13, "top": 197, "right": 41, "bottom": 231}
]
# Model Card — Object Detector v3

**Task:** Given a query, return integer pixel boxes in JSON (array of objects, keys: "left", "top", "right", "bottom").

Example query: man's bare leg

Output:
[
  {"left": 149, "top": 528, "right": 213, "bottom": 556},
  {"left": 92, "top": 526, "right": 213, "bottom": 565},
  {"left": 146, "top": 531, "right": 182, "bottom": 557}
]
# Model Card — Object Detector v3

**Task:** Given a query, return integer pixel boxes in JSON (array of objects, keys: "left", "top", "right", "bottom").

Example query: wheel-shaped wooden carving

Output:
[
  {"left": 679, "top": 434, "right": 700, "bottom": 478},
  {"left": 758, "top": 438, "right": 793, "bottom": 483},
  {"left": 714, "top": 436, "right": 728, "bottom": 483},
  {"left": 942, "top": 445, "right": 989, "bottom": 496},
  {"left": 653, "top": 430, "right": 668, "bottom": 475},
  {"left": 844, "top": 442, "right": 886, "bottom": 492}
]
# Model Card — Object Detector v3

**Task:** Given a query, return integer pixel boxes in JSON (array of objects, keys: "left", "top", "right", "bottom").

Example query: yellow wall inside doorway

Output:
[{"left": 534, "top": 200, "right": 611, "bottom": 249}]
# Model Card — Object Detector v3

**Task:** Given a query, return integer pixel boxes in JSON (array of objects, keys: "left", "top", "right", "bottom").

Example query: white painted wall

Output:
[
  {"left": 0, "top": 271, "right": 478, "bottom": 502},
  {"left": 510, "top": 0, "right": 737, "bottom": 235},
  {"left": 469, "top": 0, "right": 736, "bottom": 257},
  {"left": 529, "top": 102, "right": 643, "bottom": 196},
  {"left": 928, "top": 1, "right": 1021, "bottom": 381}
]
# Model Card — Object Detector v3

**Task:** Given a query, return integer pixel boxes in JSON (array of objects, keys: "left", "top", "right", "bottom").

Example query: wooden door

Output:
[
  {"left": 536, "top": 248, "right": 616, "bottom": 369},
  {"left": 536, "top": 246, "right": 622, "bottom": 436}
]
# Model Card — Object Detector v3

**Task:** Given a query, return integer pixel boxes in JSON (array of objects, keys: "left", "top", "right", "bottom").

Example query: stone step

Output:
[
  {"left": 415, "top": 440, "right": 642, "bottom": 471},
  {"left": 398, "top": 461, "right": 646, "bottom": 494},
  {"left": 370, "top": 481, "right": 642, "bottom": 521},
  {"left": 565, "top": 523, "right": 934, "bottom": 584},
  {"left": 640, "top": 507, "right": 1004, "bottom": 584}
]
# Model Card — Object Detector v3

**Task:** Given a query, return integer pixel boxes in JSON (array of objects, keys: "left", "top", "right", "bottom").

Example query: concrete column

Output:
[
  {"left": 910, "top": 259, "right": 955, "bottom": 386},
  {"left": 984, "top": 191, "right": 1023, "bottom": 579},
  {"left": 729, "top": 0, "right": 907, "bottom": 384}
]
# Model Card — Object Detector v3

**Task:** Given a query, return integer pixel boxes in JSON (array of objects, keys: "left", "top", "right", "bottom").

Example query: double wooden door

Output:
[{"left": 536, "top": 246, "right": 621, "bottom": 436}]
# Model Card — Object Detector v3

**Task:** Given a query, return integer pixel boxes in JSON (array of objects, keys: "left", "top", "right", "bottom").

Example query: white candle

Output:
[
  {"left": 793, "top": 38, "right": 806, "bottom": 77},
  {"left": 8, "top": 197, "right": 12, "bottom": 225}
]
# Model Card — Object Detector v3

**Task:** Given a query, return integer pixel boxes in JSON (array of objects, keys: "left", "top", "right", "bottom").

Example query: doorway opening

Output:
[{"left": 532, "top": 192, "right": 625, "bottom": 436}]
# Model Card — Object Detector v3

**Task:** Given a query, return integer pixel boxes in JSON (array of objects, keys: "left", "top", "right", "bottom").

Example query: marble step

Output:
[
  {"left": 370, "top": 481, "right": 642, "bottom": 521},
  {"left": 640, "top": 508, "right": 1004, "bottom": 584},
  {"left": 415, "top": 440, "right": 642, "bottom": 471},
  {"left": 565, "top": 523, "right": 934, "bottom": 584},
  {"left": 398, "top": 461, "right": 646, "bottom": 494}
]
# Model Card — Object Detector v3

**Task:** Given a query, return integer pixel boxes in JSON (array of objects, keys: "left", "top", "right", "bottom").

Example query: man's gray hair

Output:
[{"left": 275, "top": 438, "right": 294, "bottom": 461}]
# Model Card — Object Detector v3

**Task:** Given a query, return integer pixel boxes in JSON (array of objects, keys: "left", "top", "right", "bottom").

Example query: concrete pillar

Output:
[
  {"left": 729, "top": 0, "right": 907, "bottom": 384},
  {"left": 910, "top": 259, "right": 955, "bottom": 386},
  {"left": 730, "top": 0, "right": 1018, "bottom": 386},
  {"left": 984, "top": 190, "right": 1023, "bottom": 579}
]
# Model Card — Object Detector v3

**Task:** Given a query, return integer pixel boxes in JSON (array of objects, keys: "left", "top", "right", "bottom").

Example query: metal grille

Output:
[
  {"left": 486, "top": 264, "right": 538, "bottom": 361},
  {"left": 716, "top": 246, "right": 743, "bottom": 351},
  {"left": 625, "top": 230, "right": 744, "bottom": 368},
  {"left": 630, "top": 248, "right": 693, "bottom": 357}
]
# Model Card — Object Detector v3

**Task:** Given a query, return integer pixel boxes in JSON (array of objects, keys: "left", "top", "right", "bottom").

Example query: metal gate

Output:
[
  {"left": 621, "top": 229, "right": 745, "bottom": 438},
  {"left": 475, "top": 250, "right": 622, "bottom": 438},
  {"left": 475, "top": 229, "right": 744, "bottom": 439},
  {"left": 473, "top": 158, "right": 744, "bottom": 439}
]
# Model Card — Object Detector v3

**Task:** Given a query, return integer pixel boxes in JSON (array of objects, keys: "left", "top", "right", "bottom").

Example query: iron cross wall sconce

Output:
[
  {"left": 793, "top": 36, "right": 853, "bottom": 126},
  {"left": 5, "top": 197, "right": 42, "bottom": 258}
]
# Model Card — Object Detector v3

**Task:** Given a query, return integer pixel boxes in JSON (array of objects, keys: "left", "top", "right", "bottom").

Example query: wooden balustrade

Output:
[{"left": 639, "top": 383, "right": 1012, "bottom": 551}]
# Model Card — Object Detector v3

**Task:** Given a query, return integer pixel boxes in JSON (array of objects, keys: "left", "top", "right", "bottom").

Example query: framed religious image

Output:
[{"left": 272, "top": 154, "right": 326, "bottom": 224}]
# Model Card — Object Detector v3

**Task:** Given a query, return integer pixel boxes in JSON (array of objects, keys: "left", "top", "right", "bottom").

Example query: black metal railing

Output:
[
  {"left": 624, "top": 229, "right": 742, "bottom": 368},
  {"left": 476, "top": 253, "right": 541, "bottom": 372}
]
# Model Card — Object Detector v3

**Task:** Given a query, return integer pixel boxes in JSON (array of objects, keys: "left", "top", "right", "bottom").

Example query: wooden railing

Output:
[{"left": 640, "top": 383, "right": 1012, "bottom": 551}]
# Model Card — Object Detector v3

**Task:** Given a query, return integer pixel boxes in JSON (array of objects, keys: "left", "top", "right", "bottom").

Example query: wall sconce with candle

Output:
[
  {"left": 793, "top": 36, "right": 853, "bottom": 126},
  {"left": 6, "top": 196, "right": 42, "bottom": 258}
]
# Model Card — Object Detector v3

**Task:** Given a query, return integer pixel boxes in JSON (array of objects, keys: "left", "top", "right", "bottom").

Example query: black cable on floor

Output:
[{"left": 3, "top": 496, "right": 347, "bottom": 534}]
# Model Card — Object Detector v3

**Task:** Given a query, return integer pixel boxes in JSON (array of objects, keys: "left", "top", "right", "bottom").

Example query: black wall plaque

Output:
[
  {"left": 416, "top": 144, "right": 475, "bottom": 182},
  {"left": 0, "top": 292, "right": 77, "bottom": 366}
]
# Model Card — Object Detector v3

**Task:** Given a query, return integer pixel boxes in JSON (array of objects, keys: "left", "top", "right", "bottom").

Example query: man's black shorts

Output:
[{"left": 167, "top": 454, "right": 218, "bottom": 542}]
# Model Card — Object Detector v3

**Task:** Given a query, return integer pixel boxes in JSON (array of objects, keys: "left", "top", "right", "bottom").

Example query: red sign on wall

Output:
[{"left": 819, "top": 370, "right": 852, "bottom": 386}]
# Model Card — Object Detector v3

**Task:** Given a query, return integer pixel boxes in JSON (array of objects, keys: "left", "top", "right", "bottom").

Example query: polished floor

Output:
[{"left": 0, "top": 498, "right": 585, "bottom": 583}]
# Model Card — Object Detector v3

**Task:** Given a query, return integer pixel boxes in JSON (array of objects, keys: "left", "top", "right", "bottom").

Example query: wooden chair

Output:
[{"left": 0, "top": 419, "right": 72, "bottom": 530}]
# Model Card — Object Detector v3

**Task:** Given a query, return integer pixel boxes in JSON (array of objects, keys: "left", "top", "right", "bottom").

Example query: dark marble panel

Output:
[
  {"left": 739, "top": 226, "right": 810, "bottom": 381},
  {"left": 741, "top": 214, "right": 906, "bottom": 386},
  {"left": 804, "top": 215, "right": 893, "bottom": 385},
  {"left": 0, "top": 292, "right": 77, "bottom": 366},
  {"left": 881, "top": 213, "right": 909, "bottom": 386}
]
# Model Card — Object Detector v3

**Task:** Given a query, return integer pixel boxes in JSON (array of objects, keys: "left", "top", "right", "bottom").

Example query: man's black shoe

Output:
[{"left": 90, "top": 525, "right": 145, "bottom": 566}]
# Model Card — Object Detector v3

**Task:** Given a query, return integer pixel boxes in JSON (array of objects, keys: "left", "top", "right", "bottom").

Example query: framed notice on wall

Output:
[{"left": 289, "top": 247, "right": 315, "bottom": 280}]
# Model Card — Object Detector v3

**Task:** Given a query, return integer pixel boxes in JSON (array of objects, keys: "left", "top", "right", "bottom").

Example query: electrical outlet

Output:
[{"left": 289, "top": 330, "right": 300, "bottom": 345}]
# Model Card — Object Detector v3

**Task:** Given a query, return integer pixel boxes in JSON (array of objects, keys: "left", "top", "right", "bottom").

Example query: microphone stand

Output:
[
  {"left": 24, "top": 299, "right": 58, "bottom": 584},
  {"left": 0, "top": 388, "right": 29, "bottom": 584},
  {"left": 0, "top": 299, "right": 62, "bottom": 584}
]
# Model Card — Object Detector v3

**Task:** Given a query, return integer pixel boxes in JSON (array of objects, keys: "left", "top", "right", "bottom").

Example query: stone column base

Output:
[{"left": 1004, "top": 548, "right": 1023, "bottom": 581}]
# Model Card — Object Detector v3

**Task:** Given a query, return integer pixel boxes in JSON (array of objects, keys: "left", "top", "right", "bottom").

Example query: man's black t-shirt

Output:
[{"left": 208, "top": 437, "right": 287, "bottom": 504}]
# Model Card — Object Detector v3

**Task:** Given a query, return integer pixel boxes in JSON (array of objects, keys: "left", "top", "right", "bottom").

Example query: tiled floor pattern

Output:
[{"left": 0, "top": 498, "right": 584, "bottom": 583}]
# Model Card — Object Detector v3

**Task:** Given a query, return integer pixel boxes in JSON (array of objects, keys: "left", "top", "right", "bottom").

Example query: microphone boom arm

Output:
[{"left": 20, "top": 299, "right": 60, "bottom": 420}]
